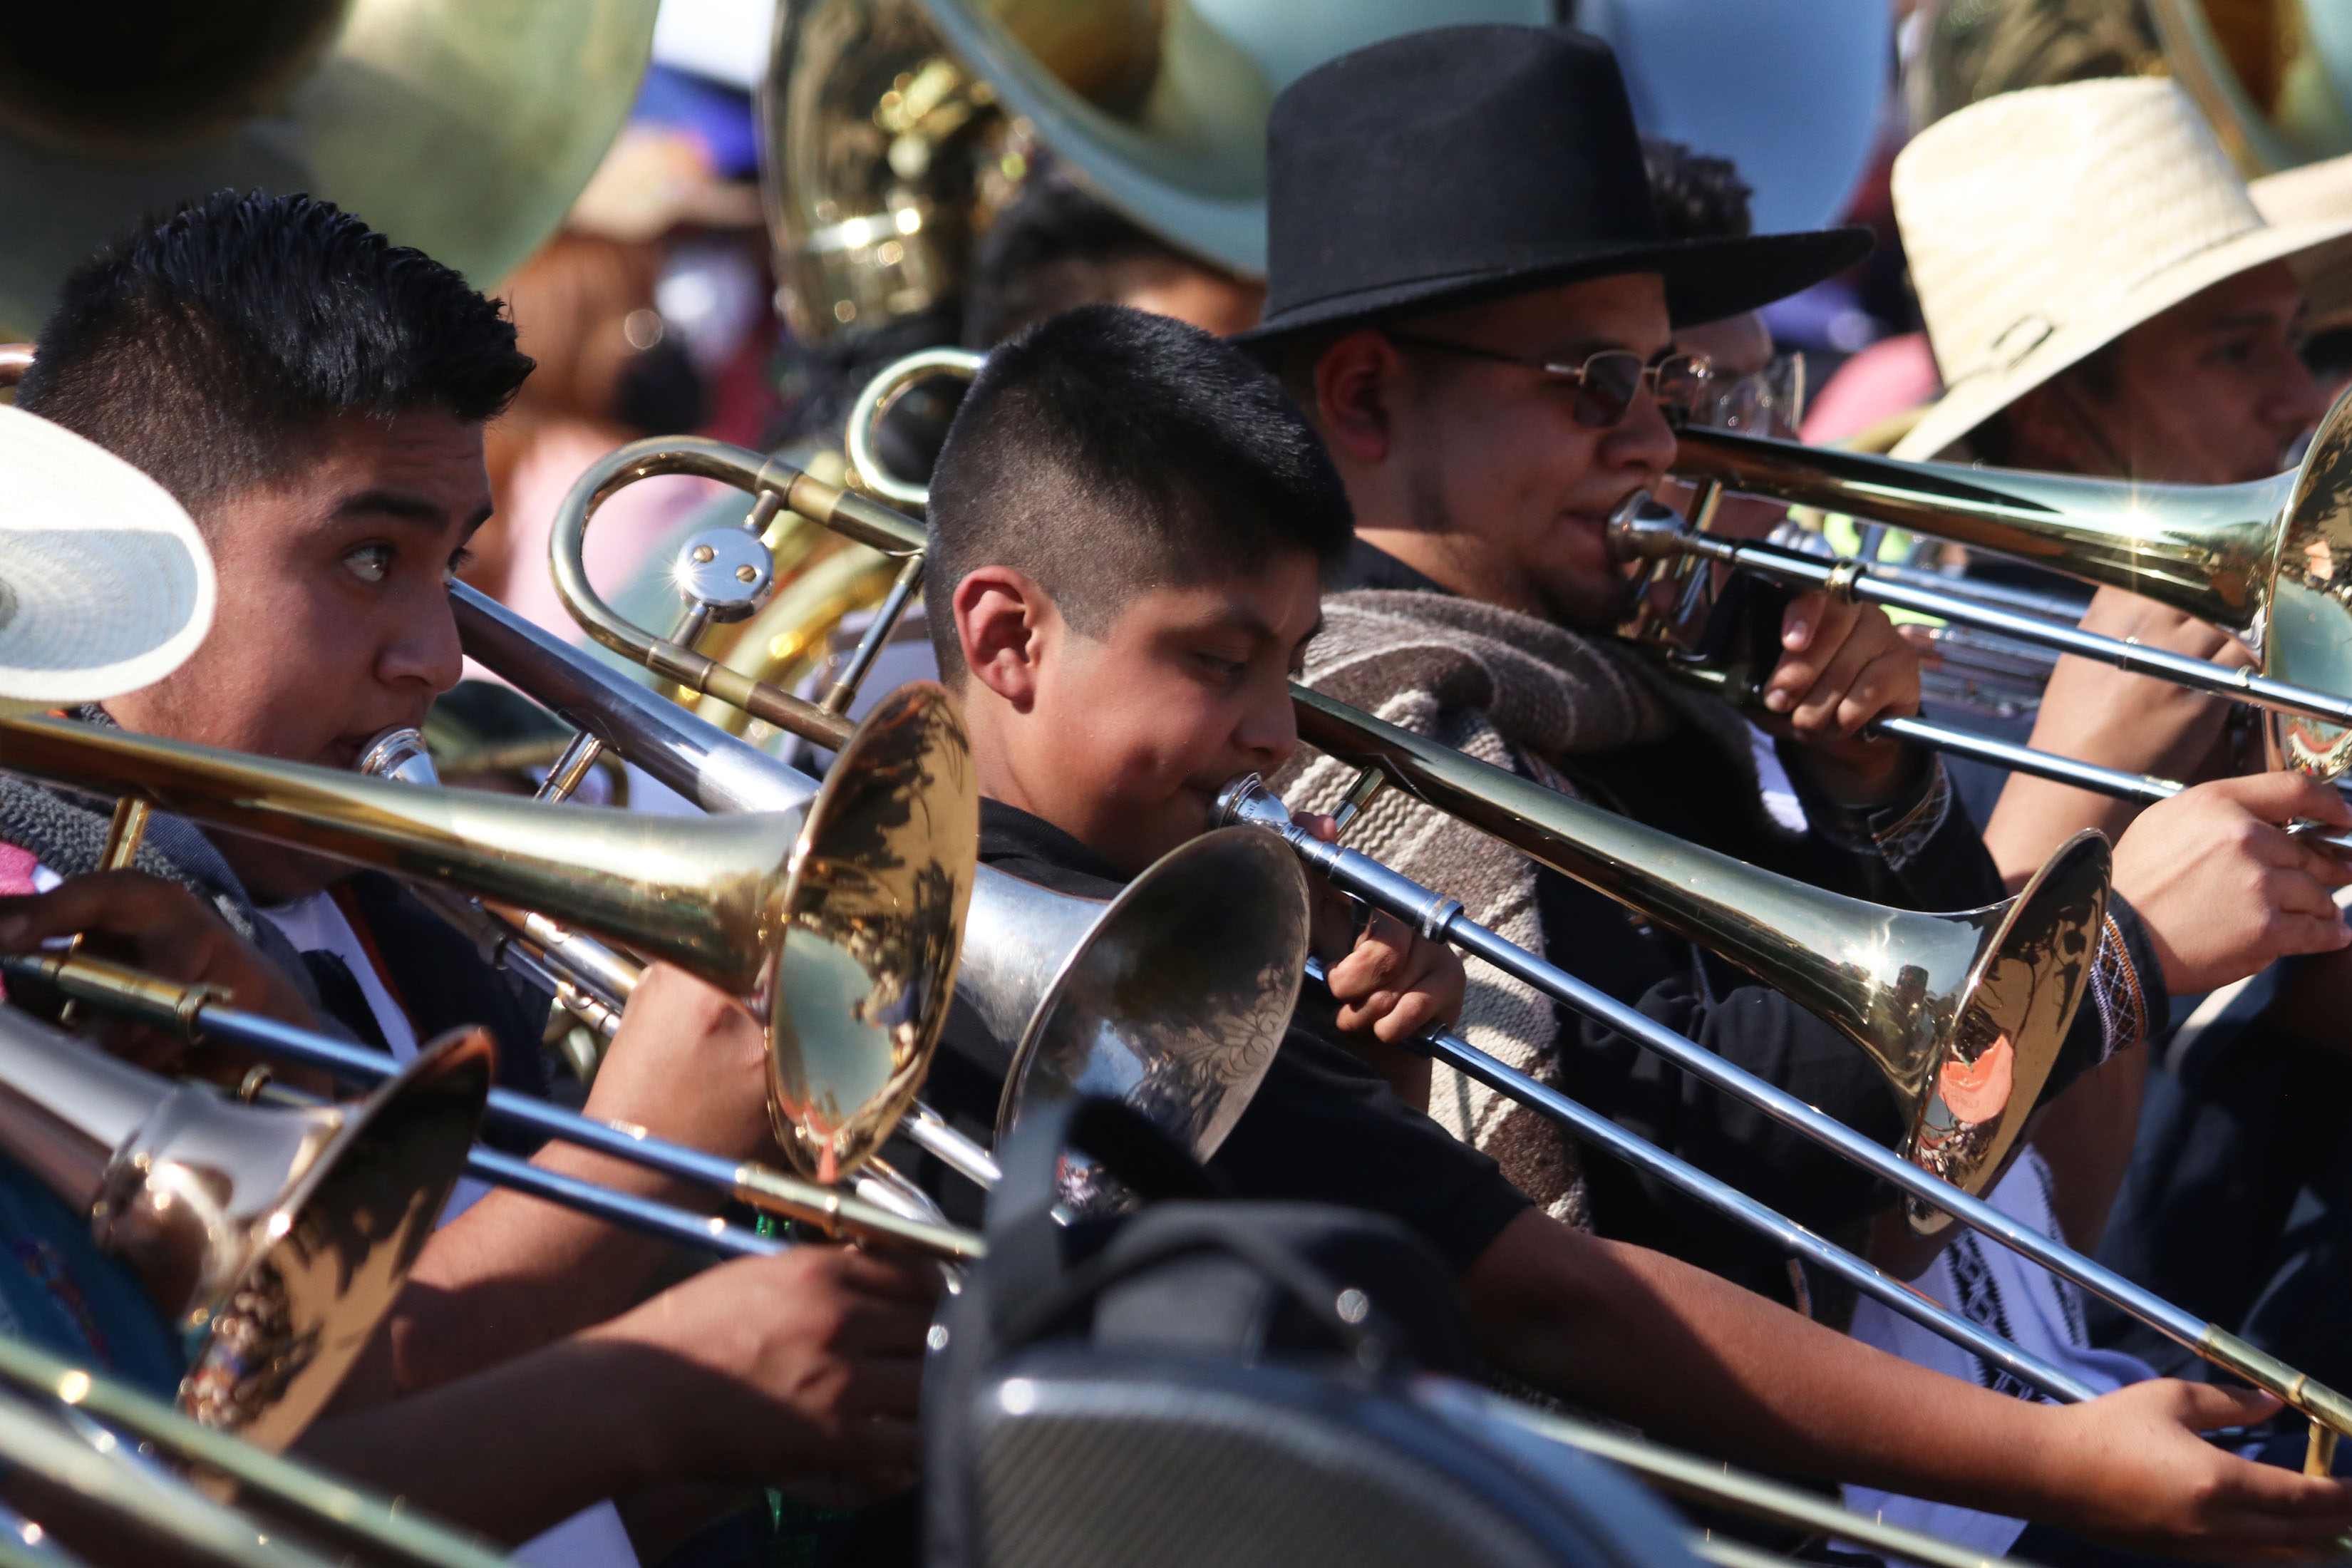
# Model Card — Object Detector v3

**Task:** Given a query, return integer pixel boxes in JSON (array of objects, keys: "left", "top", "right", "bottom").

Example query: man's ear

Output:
[
  {"left": 1313, "top": 330, "right": 1403, "bottom": 465},
  {"left": 954, "top": 565, "right": 1053, "bottom": 709}
]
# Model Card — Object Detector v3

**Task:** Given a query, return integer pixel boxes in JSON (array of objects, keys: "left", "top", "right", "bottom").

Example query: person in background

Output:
[
  {"left": 0, "top": 190, "right": 934, "bottom": 1567},
  {"left": 1880, "top": 75, "right": 2352, "bottom": 1466},
  {"left": 471, "top": 230, "right": 718, "bottom": 645},
  {"left": 964, "top": 157, "right": 1265, "bottom": 346}
]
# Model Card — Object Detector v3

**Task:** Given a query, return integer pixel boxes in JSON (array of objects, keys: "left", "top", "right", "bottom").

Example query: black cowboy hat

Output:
[{"left": 1233, "top": 26, "right": 1872, "bottom": 353}]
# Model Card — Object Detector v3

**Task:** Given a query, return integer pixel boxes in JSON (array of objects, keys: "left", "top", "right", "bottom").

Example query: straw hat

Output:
[
  {"left": 0, "top": 403, "right": 214, "bottom": 716},
  {"left": 2251, "top": 153, "right": 2352, "bottom": 333},
  {"left": 1889, "top": 78, "right": 2352, "bottom": 463}
]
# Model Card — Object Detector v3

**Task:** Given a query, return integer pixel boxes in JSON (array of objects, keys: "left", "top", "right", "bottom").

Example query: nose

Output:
[
  {"left": 2266, "top": 347, "right": 2331, "bottom": 438},
  {"left": 1234, "top": 681, "right": 1299, "bottom": 770},
  {"left": 379, "top": 584, "right": 466, "bottom": 699},
  {"left": 1602, "top": 387, "right": 1681, "bottom": 483}
]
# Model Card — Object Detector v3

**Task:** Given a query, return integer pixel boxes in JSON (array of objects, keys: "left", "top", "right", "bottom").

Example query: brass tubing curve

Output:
[{"left": 549, "top": 438, "right": 924, "bottom": 751}]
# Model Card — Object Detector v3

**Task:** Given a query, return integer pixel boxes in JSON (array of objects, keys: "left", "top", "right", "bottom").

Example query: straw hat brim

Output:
[
  {"left": 1892, "top": 215, "right": 2352, "bottom": 463},
  {"left": 0, "top": 404, "right": 215, "bottom": 712}
]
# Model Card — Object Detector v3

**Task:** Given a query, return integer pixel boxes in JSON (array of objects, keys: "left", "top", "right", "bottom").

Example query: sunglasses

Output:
[{"left": 1386, "top": 332, "right": 1713, "bottom": 428}]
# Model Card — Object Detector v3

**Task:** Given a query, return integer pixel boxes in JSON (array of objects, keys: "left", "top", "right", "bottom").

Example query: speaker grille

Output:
[{"left": 974, "top": 1374, "right": 1570, "bottom": 1568}]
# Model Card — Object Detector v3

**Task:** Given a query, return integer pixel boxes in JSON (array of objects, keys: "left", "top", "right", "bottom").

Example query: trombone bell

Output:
[
  {"left": 1286, "top": 691, "right": 2112, "bottom": 1232},
  {"left": 971, "top": 827, "right": 1311, "bottom": 1162},
  {"left": 0, "top": 1001, "right": 491, "bottom": 1448}
]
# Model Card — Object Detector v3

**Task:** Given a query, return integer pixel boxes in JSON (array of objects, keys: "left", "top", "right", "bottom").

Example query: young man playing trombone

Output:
[
  {"left": 0, "top": 191, "right": 939, "bottom": 1558},
  {"left": 1881, "top": 78, "right": 2352, "bottom": 1428}
]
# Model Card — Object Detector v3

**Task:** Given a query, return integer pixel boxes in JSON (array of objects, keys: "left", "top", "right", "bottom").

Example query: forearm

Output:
[
  {"left": 1465, "top": 1213, "right": 2075, "bottom": 1519},
  {"left": 366, "top": 1141, "right": 724, "bottom": 1397},
  {"left": 301, "top": 1338, "right": 661, "bottom": 1544},
  {"left": 1986, "top": 773, "right": 2146, "bottom": 889},
  {"left": 2030, "top": 1045, "right": 2145, "bottom": 1250}
]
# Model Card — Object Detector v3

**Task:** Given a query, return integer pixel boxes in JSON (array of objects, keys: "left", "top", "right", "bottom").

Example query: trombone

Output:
[
  {"left": 0, "top": 694, "right": 979, "bottom": 1190},
  {"left": 1656, "top": 410, "right": 2352, "bottom": 777},
  {"left": 0, "top": 1329, "right": 510, "bottom": 1568},
  {"left": 455, "top": 582, "right": 1311, "bottom": 1172},
  {"left": 445, "top": 594, "right": 2111, "bottom": 1405},
  {"left": 1, "top": 951, "right": 978, "bottom": 1264},
  {"left": 1213, "top": 777, "right": 2352, "bottom": 1451},
  {"left": 0, "top": 999, "right": 489, "bottom": 1452}
]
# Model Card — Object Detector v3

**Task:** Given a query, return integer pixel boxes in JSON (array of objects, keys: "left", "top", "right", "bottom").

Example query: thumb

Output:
[
  {"left": 1295, "top": 812, "right": 1341, "bottom": 845},
  {"left": 2170, "top": 1381, "right": 2285, "bottom": 1432},
  {"left": 2208, "top": 770, "right": 2351, "bottom": 828}
]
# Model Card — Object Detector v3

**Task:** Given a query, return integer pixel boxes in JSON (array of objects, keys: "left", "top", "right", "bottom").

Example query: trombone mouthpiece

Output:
[
  {"left": 355, "top": 728, "right": 439, "bottom": 787},
  {"left": 1214, "top": 774, "right": 1289, "bottom": 832},
  {"left": 1606, "top": 490, "right": 1690, "bottom": 563}
]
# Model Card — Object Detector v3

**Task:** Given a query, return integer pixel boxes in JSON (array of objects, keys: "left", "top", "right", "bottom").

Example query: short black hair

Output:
[
  {"left": 1641, "top": 137, "right": 1754, "bottom": 242},
  {"left": 19, "top": 190, "right": 532, "bottom": 520},
  {"left": 925, "top": 304, "right": 1352, "bottom": 681},
  {"left": 964, "top": 161, "right": 1206, "bottom": 349}
]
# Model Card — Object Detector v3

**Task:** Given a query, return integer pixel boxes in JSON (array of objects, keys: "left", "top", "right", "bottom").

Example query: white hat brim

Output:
[
  {"left": 0, "top": 404, "right": 215, "bottom": 707},
  {"left": 1893, "top": 215, "right": 2352, "bottom": 463}
]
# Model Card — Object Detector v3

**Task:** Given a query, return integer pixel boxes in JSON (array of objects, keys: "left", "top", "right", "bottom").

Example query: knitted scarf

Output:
[{"left": 1275, "top": 590, "right": 1797, "bottom": 1229}]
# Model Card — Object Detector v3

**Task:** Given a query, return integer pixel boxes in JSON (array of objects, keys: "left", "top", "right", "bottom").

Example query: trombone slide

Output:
[
  {"left": 4, "top": 951, "right": 986, "bottom": 1264},
  {"left": 1299, "top": 960, "right": 2097, "bottom": 1406},
  {"left": 1217, "top": 778, "right": 2352, "bottom": 1440}
]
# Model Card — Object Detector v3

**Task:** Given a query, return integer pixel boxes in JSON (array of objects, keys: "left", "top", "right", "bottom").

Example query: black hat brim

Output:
[{"left": 1232, "top": 226, "right": 1873, "bottom": 357}]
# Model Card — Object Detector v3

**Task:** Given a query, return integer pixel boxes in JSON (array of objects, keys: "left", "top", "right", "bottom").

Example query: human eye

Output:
[
  {"left": 446, "top": 543, "right": 475, "bottom": 580},
  {"left": 2209, "top": 335, "right": 2258, "bottom": 368},
  {"left": 341, "top": 542, "right": 393, "bottom": 584},
  {"left": 1193, "top": 650, "right": 1247, "bottom": 684}
]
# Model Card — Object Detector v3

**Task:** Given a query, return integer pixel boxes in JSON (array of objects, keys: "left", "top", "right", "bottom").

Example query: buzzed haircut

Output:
[
  {"left": 924, "top": 304, "right": 1353, "bottom": 681},
  {"left": 18, "top": 189, "right": 532, "bottom": 521}
]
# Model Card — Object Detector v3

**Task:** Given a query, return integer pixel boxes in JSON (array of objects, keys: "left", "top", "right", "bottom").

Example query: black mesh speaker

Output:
[{"left": 956, "top": 1348, "right": 1698, "bottom": 1568}]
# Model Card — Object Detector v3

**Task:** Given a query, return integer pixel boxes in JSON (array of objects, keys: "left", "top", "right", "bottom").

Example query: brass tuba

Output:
[{"left": 0, "top": 0, "right": 659, "bottom": 335}]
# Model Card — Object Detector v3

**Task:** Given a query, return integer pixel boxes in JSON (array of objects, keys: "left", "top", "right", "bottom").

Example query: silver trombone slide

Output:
[
  {"left": 1, "top": 951, "right": 984, "bottom": 1264},
  {"left": 1656, "top": 655, "right": 2352, "bottom": 855},
  {"left": 1299, "top": 961, "right": 2094, "bottom": 1405},
  {"left": 1219, "top": 777, "right": 2352, "bottom": 1440},
  {"left": 1869, "top": 715, "right": 2352, "bottom": 862},
  {"left": 1608, "top": 500, "right": 2352, "bottom": 731}
]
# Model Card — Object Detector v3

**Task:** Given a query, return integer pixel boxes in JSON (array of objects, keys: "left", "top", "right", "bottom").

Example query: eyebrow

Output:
[
  {"left": 2207, "top": 306, "right": 2297, "bottom": 334},
  {"left": 330, "top": 489, "right": 495, "bottom": 540}
]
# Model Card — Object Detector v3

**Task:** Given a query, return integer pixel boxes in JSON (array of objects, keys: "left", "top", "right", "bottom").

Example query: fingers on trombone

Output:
[{"left": 0, "top": 871, "right": 207, "bottom": 956}]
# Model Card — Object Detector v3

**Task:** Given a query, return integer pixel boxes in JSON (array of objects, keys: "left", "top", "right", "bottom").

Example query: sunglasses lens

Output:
[
  {"left": 1571, "top": 353, "right": 1644, "bottom": 428},
  {"left": 1656, "top": 356, "right": 1708, "bottom": 416}
]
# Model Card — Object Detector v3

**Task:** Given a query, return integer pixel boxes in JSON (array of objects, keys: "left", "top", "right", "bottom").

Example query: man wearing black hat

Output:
[{"left": 1251, "top": 24, "right": 2343, "bottom": 1294}]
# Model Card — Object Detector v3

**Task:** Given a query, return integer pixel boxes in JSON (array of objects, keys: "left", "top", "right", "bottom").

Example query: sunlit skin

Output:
[
  {"left": 104, "top": 408, "right": 489, "bottom": 901},
  {"left": 2003, "top": 262, "right": 2326, "bottom": 485},
  {"left": 1122, "top": 260, "right": 1266, "bottom": 339},
  {"left": 1301, "top": 273, "right": 1919, "bottom": 803}
]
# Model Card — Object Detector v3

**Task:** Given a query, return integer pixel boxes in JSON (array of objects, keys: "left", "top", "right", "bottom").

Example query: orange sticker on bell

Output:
[{"left": 1939, "top": 1035, "right": 2014, "bottom": 1125}]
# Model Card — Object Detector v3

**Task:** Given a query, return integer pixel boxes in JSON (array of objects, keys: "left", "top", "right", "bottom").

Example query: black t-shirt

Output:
[{"left": 904, "top": 800, "right": 1534, "bottom": 1274}]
